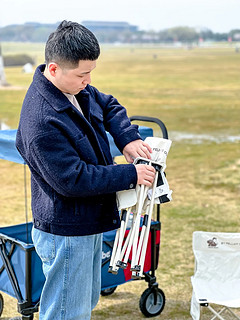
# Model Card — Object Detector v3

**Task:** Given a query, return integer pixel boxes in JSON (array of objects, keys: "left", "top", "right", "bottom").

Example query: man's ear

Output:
[{"left": 48, "top": 63, "right": 58, "bottom": 77}]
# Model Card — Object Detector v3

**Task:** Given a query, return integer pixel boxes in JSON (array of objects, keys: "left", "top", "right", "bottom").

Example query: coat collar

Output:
[{"left": 33, "top": 65, "right": 109, "bottom": 165}]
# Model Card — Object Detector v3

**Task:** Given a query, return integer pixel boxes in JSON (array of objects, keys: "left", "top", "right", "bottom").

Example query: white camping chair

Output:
[
  {"left": 191, "top": 231, "right": 240, "bottom": 320},
  {"left": 109, "top": 137, "right": 172, "bottom": 278}
]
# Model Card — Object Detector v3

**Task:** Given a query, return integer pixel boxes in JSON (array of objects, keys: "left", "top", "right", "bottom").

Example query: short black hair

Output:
[{"left": 45, "top": 20, "right": 100, "bottom": 68}]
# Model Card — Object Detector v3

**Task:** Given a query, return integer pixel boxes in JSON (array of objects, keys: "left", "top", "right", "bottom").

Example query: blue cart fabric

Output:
[
  {"left": 0, "top": 223, "right": 44, "bottom": 304},
  {"left": 0, "top": 130, "right": 25, "bottom": 164}
]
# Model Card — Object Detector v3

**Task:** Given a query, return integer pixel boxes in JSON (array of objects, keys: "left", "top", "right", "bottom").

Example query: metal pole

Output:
[{"left": 24, "top": 165, "right": 29, "bottom": 243}]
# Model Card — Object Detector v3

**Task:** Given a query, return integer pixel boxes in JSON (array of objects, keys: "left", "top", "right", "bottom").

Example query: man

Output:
[{"left": 16, "top": 20, "right": 155, "bottom": 320}]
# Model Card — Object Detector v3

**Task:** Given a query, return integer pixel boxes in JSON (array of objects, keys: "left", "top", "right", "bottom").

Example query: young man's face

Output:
[{"left": 49, "top": 60, "right": 96, "bottom": 95}]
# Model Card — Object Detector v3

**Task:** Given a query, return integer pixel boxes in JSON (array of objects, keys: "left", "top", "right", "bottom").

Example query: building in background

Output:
[
  {"left": 82, "top": 21, "right": 138, "bottom": 33},
  {"left": 82, "top": 21, "right": 139, "bottom": 43}
]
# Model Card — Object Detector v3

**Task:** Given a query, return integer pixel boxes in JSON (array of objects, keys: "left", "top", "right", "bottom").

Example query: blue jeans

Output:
[{"left": 32, "top": 227, "right": 103, "bottom": 320}]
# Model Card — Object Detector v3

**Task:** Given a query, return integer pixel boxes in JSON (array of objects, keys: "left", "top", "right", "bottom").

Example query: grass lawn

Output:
[{"left": 0, "top": 43, "right": 240, "bottom": 319}]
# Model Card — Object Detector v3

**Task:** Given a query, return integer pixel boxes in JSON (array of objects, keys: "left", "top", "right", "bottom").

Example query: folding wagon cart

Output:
[{"left": 0, "top": 116, "right": 169, "bottom": 319}]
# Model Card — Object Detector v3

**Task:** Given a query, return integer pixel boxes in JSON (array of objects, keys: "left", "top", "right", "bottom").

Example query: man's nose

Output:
[{"left": 83, "top": 74, "right": 91, "bottom": 85}]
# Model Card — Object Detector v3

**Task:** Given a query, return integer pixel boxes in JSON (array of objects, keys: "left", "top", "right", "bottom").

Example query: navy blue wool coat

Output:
[{"left": 16, "top": 65, "right": 141, "bottom": 236}]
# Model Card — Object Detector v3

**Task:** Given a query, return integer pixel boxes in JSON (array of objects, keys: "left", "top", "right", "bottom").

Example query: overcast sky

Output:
[{"left": 1, "top": 0, "right": 239, "bottom": 32}]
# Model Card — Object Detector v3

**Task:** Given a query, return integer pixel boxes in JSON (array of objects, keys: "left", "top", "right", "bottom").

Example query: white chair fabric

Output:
[{"left": 191, "top": 231, "right": 240, "bottom": 320}]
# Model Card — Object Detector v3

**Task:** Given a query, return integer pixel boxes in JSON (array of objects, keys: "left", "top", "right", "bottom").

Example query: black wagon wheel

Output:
[
  {"left": 22, "top": 315, "right": 34, "bottom": 320},
  {"left": 139, "top": 287, "right": 165, "bottom": 317},
  {"left": 0, "top": 293, "right": 3, "bottom": 317},
  {"left": 100, "top": 286, "right": 117, "bottom": 296}
]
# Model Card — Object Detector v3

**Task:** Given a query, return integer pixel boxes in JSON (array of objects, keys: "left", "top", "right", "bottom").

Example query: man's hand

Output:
[
  {"left": 123, "top": 139, "right": 152, "bottom": 163},
  {"left": 135, "top": 164, "right": 156, "bottom": 186}
]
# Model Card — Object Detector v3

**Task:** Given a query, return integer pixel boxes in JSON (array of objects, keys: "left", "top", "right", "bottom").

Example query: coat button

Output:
[
  {"left": 129, "top": 183, "right": 134, "bottom": 189},
  {"left": 113, "top": 219, "right": 117, "bottom": 224},
  {"left": 35, "top": 221, "right": 40, "bottom": 227}
]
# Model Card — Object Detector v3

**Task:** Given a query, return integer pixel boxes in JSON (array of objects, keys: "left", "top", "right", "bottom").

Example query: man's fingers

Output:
[
  {"left": 145, "top": 168, "right": 156, "bottom": 183},
  {"left": 122, "top": 140, "right": 152, "bottom": 162},
  {"left": 138, "top": 143, "right": 152, "bottom": 159},
  {"left": 141, "top": 179, "right": 153, "bottom": 187},
  {"left": 135, "top": 164, "right": 156, "bottom": 186},
  {"left": 142, "top": 141, "right": 152, "bottom": 153}
]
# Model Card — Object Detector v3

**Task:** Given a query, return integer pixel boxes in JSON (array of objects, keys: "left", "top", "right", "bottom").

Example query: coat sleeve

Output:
[
  {"left": 28, "top": 130, "right": 137, "bottom": 198},
  {"left": 92, "top": 87, "right": 142, "bottom": 151}
]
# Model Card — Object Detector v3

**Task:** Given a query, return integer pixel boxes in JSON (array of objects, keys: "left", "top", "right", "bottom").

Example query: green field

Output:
[{"left": 0, "top": 43, "right": 240, "bottom": 319}]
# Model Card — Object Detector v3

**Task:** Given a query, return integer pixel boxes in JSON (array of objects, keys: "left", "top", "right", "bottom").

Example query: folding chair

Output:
[{"left": 191, "top": 231, "right": 240, "bottom": 320}]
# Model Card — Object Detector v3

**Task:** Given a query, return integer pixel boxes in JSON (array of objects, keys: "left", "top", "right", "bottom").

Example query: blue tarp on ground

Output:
[{"left": 0, "top": 127, "right": 153, "bottom": 164}]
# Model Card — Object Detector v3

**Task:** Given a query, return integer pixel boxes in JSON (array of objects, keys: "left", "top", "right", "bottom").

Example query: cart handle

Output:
[{"left": 130, "top": 116, "right": 168, "bottom": 139}]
